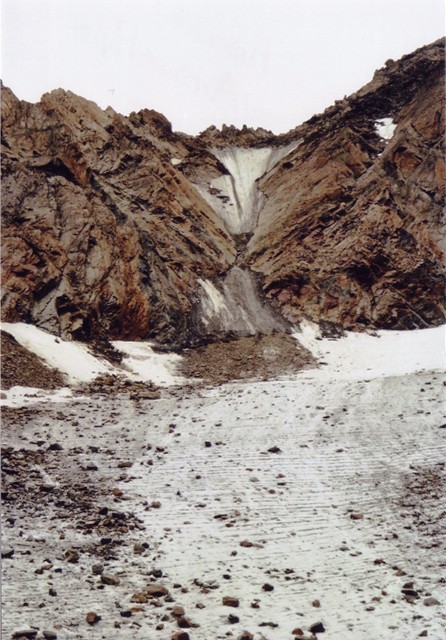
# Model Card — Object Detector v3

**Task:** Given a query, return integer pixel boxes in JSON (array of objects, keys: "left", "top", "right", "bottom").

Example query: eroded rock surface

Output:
[
  {"left": 1, "top": 87, "right": 235, "bottom": 342},
  {"left": 1, "top": 38, "right": 444, "bottom": 342},
  {"left": 246, "top": 39, "right": 445, "bottom": 329}
]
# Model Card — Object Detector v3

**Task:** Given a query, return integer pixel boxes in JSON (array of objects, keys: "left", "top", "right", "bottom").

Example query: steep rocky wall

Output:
[
  {"left": 1, "top": 87, "right": 236, "bottom": 341},
  {"left": 1, "top": 38, "right": 444, "bottom": 343},
  {"left": 246, "top": 39, "right": 445, "bottom": 329}
]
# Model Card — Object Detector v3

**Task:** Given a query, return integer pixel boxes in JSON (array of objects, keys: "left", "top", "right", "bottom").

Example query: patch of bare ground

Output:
[
  {"left": 180, "top": 332, "right": 317, "bottom": 384},
  {"left": 398, "top": 463, "right": 446, "bottom": 540},
  {"left": 0, "top": 331, "right": 65, "bottom": 390}
]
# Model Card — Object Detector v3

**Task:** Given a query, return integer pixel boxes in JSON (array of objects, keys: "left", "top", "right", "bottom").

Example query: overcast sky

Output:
[{"left": 1, "top": 0, "right": 444, "bottom": 134}]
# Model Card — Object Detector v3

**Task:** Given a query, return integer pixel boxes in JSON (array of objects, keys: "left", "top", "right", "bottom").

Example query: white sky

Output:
[{"left": 1, "top": 0, "right": 444, "bottom": 134}]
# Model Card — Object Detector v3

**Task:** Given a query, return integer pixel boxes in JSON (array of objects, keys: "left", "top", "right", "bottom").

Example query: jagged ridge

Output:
[
  {"left": 1, "top": 38, "right": 444, "bottom": 342},
  {"left": 246, "top": 38, "right": 445, "bottom": 329}
]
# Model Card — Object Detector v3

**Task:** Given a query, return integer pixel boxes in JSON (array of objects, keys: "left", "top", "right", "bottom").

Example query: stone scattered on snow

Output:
[
  {"left": 86, "top": 611, "right": 101, "bottom": 625},
  {"left": 222, "top": 596, "right": 240, "bottom": 607},
  {"left": 100, "top": 573, "right": 120, "bottom": 586}
]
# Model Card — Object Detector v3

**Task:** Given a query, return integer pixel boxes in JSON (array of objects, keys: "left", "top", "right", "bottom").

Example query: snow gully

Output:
[{"left": 196, "top": 144, "right": 296, "bottom": 337}]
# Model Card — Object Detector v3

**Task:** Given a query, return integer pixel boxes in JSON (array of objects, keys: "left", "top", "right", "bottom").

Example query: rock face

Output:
[
  {"left": 246, "top": 39, "right": 445, "bottom": 329},
  {"left": 1, "top": 38, "right": 444, "bottom": 342},
  {"left": 196, "top": 267, "right": 288, "bottom": 339},
  {"left": 1, "top": 87, "right": 235, "bottom": 342}
]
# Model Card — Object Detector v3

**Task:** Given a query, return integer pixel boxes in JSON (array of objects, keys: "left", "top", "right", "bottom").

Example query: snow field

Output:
[
  {"left": 1, "top": 324, "right": 445, "bottom": 638},
  {"left": 1, "top": 322, "right": 445, "bottom": 408},
  {"left": 2, "top": 368, "right": 445, "bottom": 639},
  {"left": 294, "top": 321, "right": 445, "bottom": 381}
]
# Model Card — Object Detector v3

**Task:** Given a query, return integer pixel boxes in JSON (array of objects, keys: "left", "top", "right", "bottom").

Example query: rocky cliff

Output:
[
  {"left": 1, "top": 87, "right": 236, "bottom": 341},
  {"left": 247, "top": 38, "right": 445, "bottom": 329},
  {"left": 1, "top": 38, "right": 444, "bottom": 343}
]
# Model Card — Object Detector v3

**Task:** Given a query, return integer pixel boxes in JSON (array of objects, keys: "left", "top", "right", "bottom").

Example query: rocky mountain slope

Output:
[
  {"left": 1, "top": 38, "right": 444, "bottom": 343},
  {"left": 1, "top": 89, "right": 236, "bottom": 342},
  {"left": 247, "top": 39, "right": 445, "bottom": 329}
]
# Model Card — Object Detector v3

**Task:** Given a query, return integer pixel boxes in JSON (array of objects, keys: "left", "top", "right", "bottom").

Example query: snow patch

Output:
[
  {"left": 294, "top": 321, "right": 445, "bottom": 380},
  {"left": 1, "top": 322, "right": 187, "bottom": 403},
  {"left": 112, "top": 341, "right": 186, "bottom": 386},
  {"left": 170, "top": 157, "right": 182, "bottom": 166},
  {"left": 199, "top": 278, "right": 230, "bottom": 318},
  {"left": 375, "top": 117, "right": 397, "bottom": 141},
  {"left": 196, "top": 143, "right": 297, "bottom": 234},
  {"left": 1, "top": 386, "right": 73, "bottom": 408},
  {"left": 1, "top": 322, "right": 115, "bottom": 384}
]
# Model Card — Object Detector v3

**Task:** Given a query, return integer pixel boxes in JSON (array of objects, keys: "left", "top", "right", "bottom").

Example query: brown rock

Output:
[
  {"left": 177, "top": 617, "right": 198, "bottom": 629},
  {"left": 131, "top": 592, "right": 148, "bottom": 604},
  {"left": 11, "top": 631, "right": 38, "bottom": 640},
  {"left": 240, "top": 540, "right": 254, "bottom": 548},
  {"left": 86, "top": 612, "right": 101, "bottom": 625},
  {"left": 1, "top": 85, "right": 235, "bottom": 343},
  {"left": 91, "top": 563, "right": 104, "bottom": 575},
  {"left": 222, "top": 596, "right": 240, "bottom": 607},
  {"left": 145, "top": 584, "right": 169, "bottom": 598},
  {"left": 100, "top": 573, "right": 120, "bottom": 586},
  {"left": 309, "top": 621, "right": 325, "bottom": 634},
  {"left": 64, "top": 549, "right": 80, "bottom": 563},
  {"left": 267, "top": 446, "right": 282, "bottom": 454},
  {"left": 247, "top": 40, "right": 445, "bottom": 332}
]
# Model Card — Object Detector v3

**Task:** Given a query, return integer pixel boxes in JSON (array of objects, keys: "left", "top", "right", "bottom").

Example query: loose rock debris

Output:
[{"left": 2, "top": 368, "right": 445, "bottom": 639}]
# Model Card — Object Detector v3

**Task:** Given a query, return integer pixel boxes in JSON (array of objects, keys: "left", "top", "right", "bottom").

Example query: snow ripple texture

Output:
[{"left": 2, "top": 326, "right": 445, "bottom": 639}]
